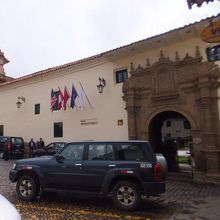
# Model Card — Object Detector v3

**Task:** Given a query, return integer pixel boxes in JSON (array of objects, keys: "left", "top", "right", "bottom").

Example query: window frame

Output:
[
  {"left": 115, "top": 143, "right": 145, "bottom": 161},
  {"left": 54, "top": 122, "right": 63, "bottom": 138},
  {"left": 35, "top": 103, "right": 40, "bottom": 115},
  {"left": 59, "top": 143, "right": 85, "bottom": 161},
  {"left": 87, "top": 143, "right": 114, "bottom": 161},
  {"left": 0, "top": 125, "right": 3, "bottom": 136},
  {"left": 115, "top": 68, "right": 128, "bottom": 84}
]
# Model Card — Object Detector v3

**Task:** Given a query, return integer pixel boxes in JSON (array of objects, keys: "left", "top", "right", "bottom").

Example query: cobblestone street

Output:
[{"left": 1, "top": 159, "right": 220, "bottom": 220}]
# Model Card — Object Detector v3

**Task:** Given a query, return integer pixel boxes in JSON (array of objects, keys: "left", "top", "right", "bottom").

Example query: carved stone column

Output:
[
  {"left": 126, "top": 106, "right": 137, "bottom": 140},
  {"left": 197, "top": 78, "right": 220, "bottom": 176}
]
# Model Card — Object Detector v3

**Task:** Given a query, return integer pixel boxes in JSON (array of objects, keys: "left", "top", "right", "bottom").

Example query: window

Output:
[
  {"left": 166, "top": 120, "right": 171, "bottom": 127},
  {"left": 35, "top": 104, "right": 40, "bottom": 115},
  {"left": 11, "top": 138, "right": 23, "bottom": 144},
  {"left": 116, "top": 144, "right": 144, "bottom": 161},
  {"left": 88, "top": 144, "right": 114, "bottom": 160},
  {"left": 0, "top": 125, "right": 3, "bottom": 136},
  {"left": 0, "top": 137, "right": 7, "bottom": 143},
  {"left": 115, "top": 69, "right": 128, "bottom": 84},
  {"left": 60, "top": 144, "right": 84, "bottom": 160},
  {"left": 54, "top": 122, "right": 63, "bottom": 138},
  {"left": 206, "top": 45, "right": 220, "bottom": 62}
]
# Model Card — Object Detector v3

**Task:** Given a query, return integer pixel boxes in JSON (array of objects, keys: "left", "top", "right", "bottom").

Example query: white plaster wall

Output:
[
  {"left": 0, "top": 61, "right": 128, "bottom": 144},
  {"left": 0, "top": 35, "right": 220, "bottom": 145}
]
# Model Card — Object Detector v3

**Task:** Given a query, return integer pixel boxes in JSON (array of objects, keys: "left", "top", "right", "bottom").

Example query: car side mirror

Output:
[{"left": 55, "top": 154, "right": 65, "bottom": 162}]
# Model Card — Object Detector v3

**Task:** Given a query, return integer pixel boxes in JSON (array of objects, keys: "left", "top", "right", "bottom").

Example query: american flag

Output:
[{"left": 50, "top": 89, "right": 57, "bottom": 111}]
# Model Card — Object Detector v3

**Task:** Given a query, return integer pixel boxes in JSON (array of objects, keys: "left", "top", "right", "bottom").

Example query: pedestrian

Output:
[
  {"left": 28, "top": 138, "right": 35, "bottom": 157},
  {"left": 39, "top": 138, "right": 45, "bottom": 149}
]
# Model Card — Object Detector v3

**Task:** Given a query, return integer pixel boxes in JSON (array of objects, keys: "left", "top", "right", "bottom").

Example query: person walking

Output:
[
  {"left": 28, "top": 138, "right": 36, "bottom": 157},
  {"left": 39, "top": 138, "right": 45, "bottom": 149}
]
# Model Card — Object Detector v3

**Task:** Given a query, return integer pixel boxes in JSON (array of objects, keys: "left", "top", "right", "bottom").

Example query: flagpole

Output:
[{"left": 79, "top": 81, "right": 92, "bottom": 110}]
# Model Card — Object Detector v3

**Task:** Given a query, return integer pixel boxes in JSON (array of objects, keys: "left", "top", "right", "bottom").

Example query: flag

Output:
[
  {"left": 70, "top": 84, "right": 78, "bottom": 109},
  {"left": 78, "top": 87, "right": 86, "bottom": 110},
  {"left": 79, "top": 81, "right": 93, "bottom": 110},
  {"left": 58, "top": 87, "right": 64, "bottom": 110},
  {"left": 50, "top": 89, "right": 57, "bottom": 111},
  {"left": 63, "top": 86, "right": 70, "bottom": 110}
]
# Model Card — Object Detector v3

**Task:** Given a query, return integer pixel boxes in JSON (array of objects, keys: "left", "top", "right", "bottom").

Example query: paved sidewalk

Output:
[
  {"left": 157, "top": 174, "right": 220, "bottom": 220},
  {"left": 170, "top": 196, "right": 220, "bottom": 220}
]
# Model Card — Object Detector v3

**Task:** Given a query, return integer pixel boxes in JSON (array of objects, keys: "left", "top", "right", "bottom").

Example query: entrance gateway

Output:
[{"left": 122, "top": 48, "right": 220, "bottom": 183}]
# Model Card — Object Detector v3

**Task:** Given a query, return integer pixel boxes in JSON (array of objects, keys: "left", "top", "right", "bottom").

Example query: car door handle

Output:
[
  {"left": 108, "top": 164, "right": 116, "bottom": 167},
  {"left": 75, "top": 163, "right": 82, "bottom": 166}
]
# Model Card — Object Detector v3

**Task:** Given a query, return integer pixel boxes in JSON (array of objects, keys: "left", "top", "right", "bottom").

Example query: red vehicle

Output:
[{"left": 0, "top": 136, "right": 24, "bottom": 160}]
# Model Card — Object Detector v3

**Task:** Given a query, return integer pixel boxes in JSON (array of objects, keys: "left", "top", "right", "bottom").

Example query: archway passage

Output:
[{"left": 149, "top": 111, "right": 192, "bottom": 173}]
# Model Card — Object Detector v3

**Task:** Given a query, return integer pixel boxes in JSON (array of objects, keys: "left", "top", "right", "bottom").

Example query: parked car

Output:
[
  {"left": 33, "top": 142, "right": 66, "bottom": 157},
  {"left": 0, "top": 136, "right": 24, "bottom": 160},
  {"left": 156, "top": 153, "right": 167, "bottom": 179},
  {"left": 0, "top": 194, "right": 21, "bottom": 220},
  {"left": 9, "top": 141, "right": 165, "bottom": 210},
  {"left": 177, "top": 149, "right": 191, "bottom": 164}
]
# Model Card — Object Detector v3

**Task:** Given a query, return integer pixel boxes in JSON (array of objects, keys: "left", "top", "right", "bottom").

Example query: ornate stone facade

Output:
[
  {"left": 123, "top": 47, "right": 220, "bottom": 183},
  {"left": 0, "top": 50, "right": 13, "bottom": 84}
]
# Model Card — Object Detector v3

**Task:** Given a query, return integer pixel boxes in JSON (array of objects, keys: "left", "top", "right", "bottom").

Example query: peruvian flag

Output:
[
  {"left": 63, "top": 86, "right": 70, "bottom": 110},
  {"left": 58, "top": 88, "right": 64, "bottom": 110}
]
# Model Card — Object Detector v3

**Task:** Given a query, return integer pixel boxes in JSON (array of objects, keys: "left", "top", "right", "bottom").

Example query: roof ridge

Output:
[{"left": 1, "top": 13, "right": 219, "bottom": 88}]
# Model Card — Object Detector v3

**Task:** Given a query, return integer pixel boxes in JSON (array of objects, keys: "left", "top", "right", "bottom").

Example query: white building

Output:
[{"left": 1, "top": 15, "right": 220, "bottom": 183}]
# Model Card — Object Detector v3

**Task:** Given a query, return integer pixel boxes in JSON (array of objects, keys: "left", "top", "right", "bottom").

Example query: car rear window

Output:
[
  {"left": 116, "top": 143, "right": 145, "bottom": 161},
  {"left": 11, "top": 138, "right": 23, "bottom": 144},
  {"left": 0, "top": 137, "right": 8, "bottom": 143}
]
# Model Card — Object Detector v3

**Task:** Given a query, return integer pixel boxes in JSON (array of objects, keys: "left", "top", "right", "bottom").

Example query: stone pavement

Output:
[{"left": 1, "top": 159, "right": 220, "bottom": 219}]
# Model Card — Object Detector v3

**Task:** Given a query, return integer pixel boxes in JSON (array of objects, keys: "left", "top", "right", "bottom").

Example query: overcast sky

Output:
[{"left": 0, "top": 0, "right": 219, "bottom": 78}]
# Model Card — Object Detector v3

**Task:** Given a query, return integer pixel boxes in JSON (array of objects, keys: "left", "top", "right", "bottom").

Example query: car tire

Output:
[
  {"left": 16, "top": 175, "right": 40, "bottom": 201},
  {"left": 112, "top": 181, "right": 141, "bottom": 211}
]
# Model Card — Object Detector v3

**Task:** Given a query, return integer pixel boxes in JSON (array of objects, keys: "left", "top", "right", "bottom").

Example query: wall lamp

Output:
[
  {"left": 16, "top": 96, "right": 25, "bottom": 109},
  {"left": 97, "top": 77, "right": 106, "bottom": 94}
]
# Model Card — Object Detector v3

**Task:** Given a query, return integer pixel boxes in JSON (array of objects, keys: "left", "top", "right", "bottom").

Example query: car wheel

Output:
[
  {"left": 112, "top": 181, "right": 140, "bottom": 210},
  {"left": 16, "top": 175, "right": 39, "bottom": 201}
]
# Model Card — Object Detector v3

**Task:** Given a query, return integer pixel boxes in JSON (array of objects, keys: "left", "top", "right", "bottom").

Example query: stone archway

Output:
[
  {"left": 122, "top": 48, "right": 220, "bottom": 183},
  {"left": 148, "top": 110, "right": 192, "bottom": 173}
]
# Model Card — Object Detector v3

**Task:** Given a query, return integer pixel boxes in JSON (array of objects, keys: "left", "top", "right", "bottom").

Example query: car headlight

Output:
[{"left": 12, "top": 164, "right": 16, "bottom": 170}]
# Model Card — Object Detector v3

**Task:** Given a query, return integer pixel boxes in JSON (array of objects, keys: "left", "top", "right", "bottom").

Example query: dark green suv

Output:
[
  {"left": 9, "top": 141, "right": 165, "bottom": 210},
  {"left": 0, "top": 136, "right": 24, "bottom": 160}
]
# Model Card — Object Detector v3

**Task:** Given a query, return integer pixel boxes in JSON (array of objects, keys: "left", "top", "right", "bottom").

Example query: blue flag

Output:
[{"left": 70, "top": 85, "right": 78, "bottom": 108}]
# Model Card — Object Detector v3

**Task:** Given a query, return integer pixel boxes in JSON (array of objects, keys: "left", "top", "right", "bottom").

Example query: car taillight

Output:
[
  {"left": 7, "top": 143, "right": 12, "bottom": 151},
  {"left": 154, "top": 162, "right": 162, "bottom": 182}
]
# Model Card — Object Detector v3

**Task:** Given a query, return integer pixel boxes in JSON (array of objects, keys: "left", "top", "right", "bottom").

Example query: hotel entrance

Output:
[{"left": 148, "top": 111, "right": 193, "bottom": 174}]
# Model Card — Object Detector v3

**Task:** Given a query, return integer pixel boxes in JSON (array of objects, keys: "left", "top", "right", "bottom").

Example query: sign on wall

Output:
[{"left": 201, "top": 20, "right": 220, "bottom": 43}]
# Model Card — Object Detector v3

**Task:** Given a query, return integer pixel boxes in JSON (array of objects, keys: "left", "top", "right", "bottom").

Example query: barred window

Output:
[{"left": 115, "top": 69, "right": 128, "bottom": 84}]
